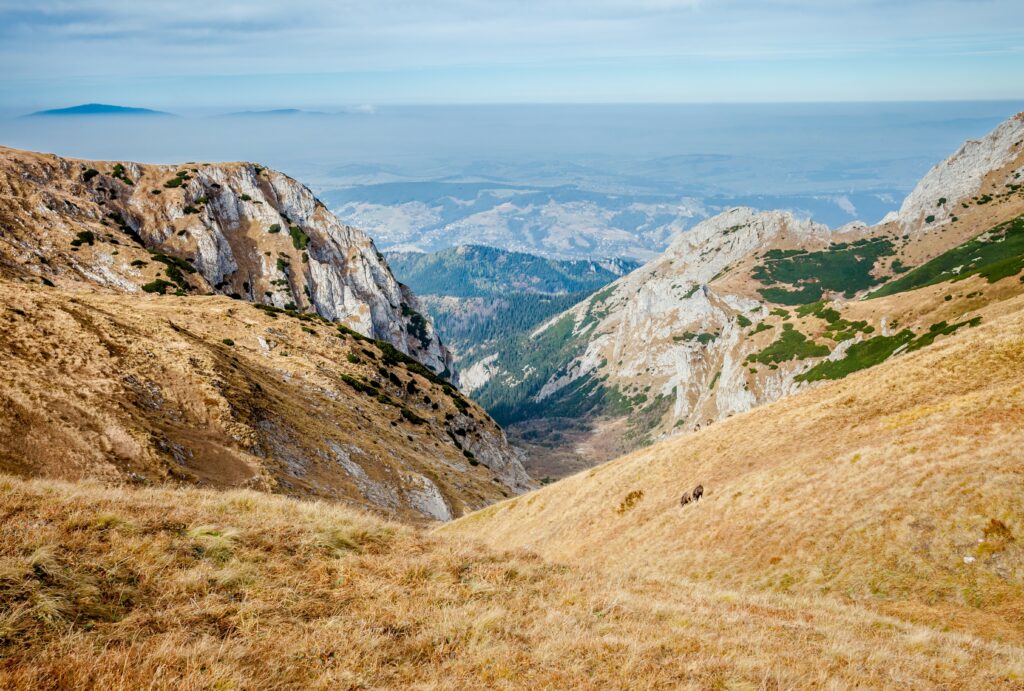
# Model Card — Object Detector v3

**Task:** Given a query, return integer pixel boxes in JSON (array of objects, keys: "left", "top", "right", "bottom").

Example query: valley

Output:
[
  {"left": 1, "top": 112, "right": 1024, "bottom": 689},
  {"left": 458, "top": 113, "right": 1024, "bottom": 475}
]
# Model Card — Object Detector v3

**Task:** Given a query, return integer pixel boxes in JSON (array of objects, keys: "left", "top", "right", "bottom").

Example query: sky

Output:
[{"left": 1, "top": 0, "right": 1022, "bottom": 111}]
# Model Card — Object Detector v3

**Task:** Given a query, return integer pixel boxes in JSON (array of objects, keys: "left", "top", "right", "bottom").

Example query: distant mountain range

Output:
[
  {"left": 26, "top": 103, "right": 173, "bottom": 117},
  {"left": 22, "top": 104, "right": 361, "bottom": 119},
  {"left": 386, "top": 246, "right": 638, "bottom": 449},
  {"left": 326, "top": 180, "right": 901, "bottom": 261},
  {"left": 221, "top": 108, "right": 334, "bottom": 117}
]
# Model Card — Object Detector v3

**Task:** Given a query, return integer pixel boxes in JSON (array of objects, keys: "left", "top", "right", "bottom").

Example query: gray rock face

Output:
[
  {"left": 529, "top": 207, "right": 831, "bottom": 434},
  {"left": 898, "top": 112, "right": 1024, "bottom": 229},
  {"left": 110, "top": 162, "right": 458, "bottom": 381}
]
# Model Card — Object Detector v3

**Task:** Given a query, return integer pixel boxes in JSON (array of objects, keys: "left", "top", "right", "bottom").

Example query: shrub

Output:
[
  {"left": 111, "top": 163, "right": 134, "bottom": 185},
  {"left": 289, "top": 225, "right": 310, "bottom": 251},
  {"left": 737, "top": 314, "right": 752, "bottom": 328},
  {"left": 70, "top": 230, "right": 95, "bottom": 247},
  {"left": 82, "top": 168, "right": 100, "bottom": 182},
  {"left": 268, "top": 224, "right": 281, "bottom": 234},
  {"left": 183, "top": 205, "right": 199, "bottom": 215},
  {"left": 400, "top": 407, "right": 427, "bottom": 425},
  {"left": 142, "top": 279, "right": 175, "bottom": 294},
  {"left": 222, "top": 338, "right": 235, "bottom": 346},
  {"left": 240, "top": 194, "right": 252, "bottom": 202},
  {"left": 746, "top": 324, "right": 830, "bottom": 365},
  {"left": 925, "top": 215, "right": 936, "bottom": 224},
  {"left": 346, "top": 353, "right": 361, "bottom": 364}
]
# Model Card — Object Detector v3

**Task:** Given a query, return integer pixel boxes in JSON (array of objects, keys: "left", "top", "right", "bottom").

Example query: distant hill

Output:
[
  {"left": 387, "top": 245, "right": 639, "bottom": 413},
  {"left": 386, "top": 244, "right": 639, "bottom": 298},
  {"left": 27, "top": 103, "right": 172, "bottom": 117},
  {"left": 221, "top": 108, "right": 333, "bottom": 117}
]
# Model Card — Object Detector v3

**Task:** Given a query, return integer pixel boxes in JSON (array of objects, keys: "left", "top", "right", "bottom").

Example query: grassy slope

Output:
[
  {"left": 0, "top": 281, "right": 515, "bottom": 521},
  {"left": 448, "top": 294, "right": 1024, "bottom": 646},
  {"left": 2, "top": 476, "right": 1023, "bottom": 688}
]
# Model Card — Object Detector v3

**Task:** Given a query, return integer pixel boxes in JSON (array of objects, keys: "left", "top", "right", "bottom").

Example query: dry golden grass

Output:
[
  {"left": 2, "top": 475, "right": 1024, "bottom": 689},
  {"left": 0, "top": 280, "right": 518, "bottom": 521},
  {"left": 449, "top": 293, "right": 1024, "bottom": 650}
]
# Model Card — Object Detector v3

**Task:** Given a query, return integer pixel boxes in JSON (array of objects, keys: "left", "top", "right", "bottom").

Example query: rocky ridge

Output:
[
  {"left": 486, "top": 112, "right": 1024, "bottom": 471},
  {"left": 0, "top": 147, "right": 455, "bottom": 379}
]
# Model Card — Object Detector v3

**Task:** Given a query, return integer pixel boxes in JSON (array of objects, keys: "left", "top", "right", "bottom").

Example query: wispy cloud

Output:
[{"left": 0, "top": 0, "right": 1021, "bottom": 106}]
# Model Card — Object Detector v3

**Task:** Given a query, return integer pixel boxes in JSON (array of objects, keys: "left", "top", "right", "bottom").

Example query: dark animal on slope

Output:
[{"left": 680, "top": 484, "right": 704, "bottom": 507}]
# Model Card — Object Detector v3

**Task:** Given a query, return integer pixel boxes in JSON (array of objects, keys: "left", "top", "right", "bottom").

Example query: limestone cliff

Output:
[{"left": 0, "top": 147, "right": 456, "bottom": 380}]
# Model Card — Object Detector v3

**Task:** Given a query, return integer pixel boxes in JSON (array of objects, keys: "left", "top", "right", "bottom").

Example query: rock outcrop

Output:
[
  {"left": 0, "top": 147, "right": 456, "bottom": 380},
  {"left": 898, "top": 112, "right": 1024, "bottom": 228}
]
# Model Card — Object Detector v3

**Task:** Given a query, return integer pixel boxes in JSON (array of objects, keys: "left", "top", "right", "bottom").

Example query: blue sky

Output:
[{"left": 1, "top": 0, "right": 1022, "bottom": 111}]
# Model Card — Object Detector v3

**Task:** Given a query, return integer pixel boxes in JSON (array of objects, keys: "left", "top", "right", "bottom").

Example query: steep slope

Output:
[
  {"left": 0, "top": 282, "right": 529, "bottom": 521},
  {"left": 0, "top": 146, "right": 529, "bottom": 520},
  {"left": 2, "top": 474, "right": 1022, "bottom": 688},
  {"left": 448, "top": 293, "right": 1024, "bottom": 643},
  {"left": 484, "top": 112, "right": 1024, "bottom": 473},
  {"left": 0, "top": 146, "right": 454, "bottom": 378},
  {"left": 386, "top": 245, "right": 638, "bottom": 393}
]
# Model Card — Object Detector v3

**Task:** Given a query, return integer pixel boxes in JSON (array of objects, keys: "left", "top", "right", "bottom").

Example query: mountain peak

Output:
[
  {"left": 898, "top": 111, "right": 1024, "bottom": 229},
  {"left": 27, "top": 103, "right": 173, "bottom": 117}
]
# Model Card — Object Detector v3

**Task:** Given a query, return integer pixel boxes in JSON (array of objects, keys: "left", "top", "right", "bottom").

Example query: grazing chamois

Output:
[{"left": 680, "top": 484, "right": 704, "bottom": 507}]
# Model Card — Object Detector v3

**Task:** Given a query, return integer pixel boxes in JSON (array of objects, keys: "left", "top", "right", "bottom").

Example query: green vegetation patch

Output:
[
  {"left": 151, "top": 253, "right": 197, "bottom": 292},
  {"left": 141, "top": 279, "right": 176, "bottom": 294},
  {"left": 796, "top": 317, "right": 981, "bottom": 382},
  {"left": 111, "top": 163, "right": 134, "bottom": 185},
  {"left": 288, "top": 225, "right": 310, "bottom": 251},
  {"left": 401, "top": 303, "right": 432, "bottom": 348},
  {"left": 673, "top": 331, "right": 717, "bottom": 344},
  {"left": 163, "top": 171, "right": 191, "bottom": 189},
  {"left": 746, "top": 324, "right": 830, "bottom": 365},
  {"left": 870, "top": 215, "right": 1024, "bottom": 299},
  {"left": 796, "top": 300, "right": 873, "bottom": 341},
  {"left": 753, "top": 238, "right": 895, "bottom": 305},
  {"left": 736, "top": 314, "right": 752, "bottom": 328},
  {"left": 904, "top": 317, "right": 981, "bottom": 353}
]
